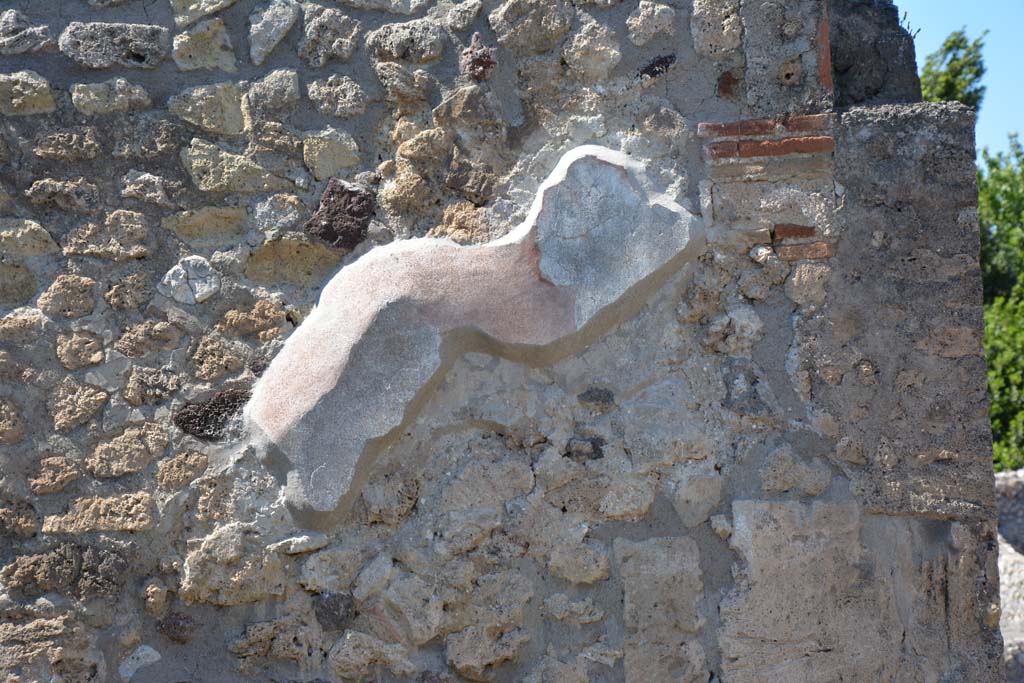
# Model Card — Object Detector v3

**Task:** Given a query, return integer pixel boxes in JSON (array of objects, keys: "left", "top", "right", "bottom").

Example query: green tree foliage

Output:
[
  {"left": 980, "top": 140, "right": 1024, "bottom": 469},
  {"left": 979, "top": 137, "right": 1024, "bottom": 303},
  {"left": 986, "top": 284, "right": 1024, "bottom": 470},
  {"left": 920, "top": 28, "right": 987, "bottom": 110}
]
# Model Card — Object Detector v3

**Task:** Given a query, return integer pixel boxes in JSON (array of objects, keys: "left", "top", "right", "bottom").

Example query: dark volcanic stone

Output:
[
  {"left": 638, "top": 54, "right": 675, "bottom": 80},
  {"left": 577, "top": 386, "right": 615, "bottom": 410},
  {"left": 313, "top": 591, "right": 355, "bottom": 631},
  {"left": 172, "top": 389, "right": 251, "bottom": 441},
  {"left": 460, "top": 32, "right": 497, "bottom": 81},
  {"left": 157, "top": 612, "right": 198, "bottom": 644},
  {"left": 304, "top": 179, "right": 375, "bottom": 250},
  {"left": 565, "top": 436, "right": 605, "bottom": 463}
]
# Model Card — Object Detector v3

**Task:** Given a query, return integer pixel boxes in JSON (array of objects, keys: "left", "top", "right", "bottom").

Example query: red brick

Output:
[
  {"left": 783, "top": 114, "right": 835, "bottom": 133},
  {"left": 774, "top": 224, "right": 817, "bottom": 240},
  {"left": 704, "top": 141, "right": 739, "bottom": 160},
  {"left": 737, "top": 136, "right": 835, "bottom": 158},
  {"left": 776, "top": 241, "right": 835, "bottom": 261},
  {"left": 717, "top": 70, "right": 740, "bottom": 98},
  {"left": 817, "top": 6, "right": 834, "bottom": 93},
  {"left": 697, "top": 119, "right": 778, "bottom": 138}
]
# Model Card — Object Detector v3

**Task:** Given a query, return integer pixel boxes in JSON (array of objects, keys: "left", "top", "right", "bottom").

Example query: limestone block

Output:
[
  {"left": 71, "top": 78, "right": 151, "bottom": 116},
  {"left": 0, "top": 10, "right": 53, "bottom": 55},
  {"left": 0, "top": 70, "right": 55, "bottom": 115},
  {"left": 249, "top": 0, "right": 299, "bottom": 65},
  {"left": 58, "top": 22, "right": 169, "bottom": 69},
  {"left": 299, "top": 4, "right": 361, "bottom": 67},
  {"left": 172, "top": 18, "right": 237, "bottom": 72}
]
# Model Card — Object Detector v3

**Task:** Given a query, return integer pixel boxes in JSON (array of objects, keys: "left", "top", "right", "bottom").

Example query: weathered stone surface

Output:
[
  {"left": 50, "top": 376, "right": 108, "bottom": 432},
  {"left": 57, "top": 331, "right": 104, "bottom": 370},
  {"left": 460, "top": 33, "right": 497, "bottom": 82},
  {"left": 87, "top": 423, "right": 169, "bottom": 478},
  {"left": 0, "top": 399, "right": 26, "bottom": 446},
  {"left": 181, "top": 138, "right": 290, "bottom": 193},
  {"left": 26, "top": 177, "right": 101, "bottom": 213},
  {"left": 122, "top": 169, "right": 178, "bottom": 207},
  {"left": 0, "top": 264, "right": 36, "bottom": 307},
  {"left": 171, "top": 0, "right": 240, "bottom": 28},
  {"left": 0, "top": 219, "right": 58, "bottom": 257},
  {"left": 244, "top": 236, "right": 343, "bottom": 286},
  {"left": 30, "top": 457, "right": 80, "bottom": 495},
  {"left": 308, "top": 74, "right": 367, "bottom": 118},
  {"left": 563, "top": 13, "right": 621, "bottom": 83},
  {"left": 157, "top": 451, "right": 210, "bottom": 490},
  {"left": 172, "top": 18, "right": 237, "bottom": 72},
  {"left": 247, "top": 147, "right": 701, "bottom": 513},
  {"left": 42, "top": 492, "right": 155, "bottom": 533},
  {"left": 249, "top": 0, "right": 300, "bottom": 65},
  {"left": 691, "top": 0, "right": 741, "bottom": 59},
  {"left": 298, "top": 4, "right": 361, "bottom": 67},
  {"left": 0, "top": 4, "right": 1005, "bottom": 680},
  {"left": 170, "top": 82, "right": 247, "bottom": 135},
  {"left": 304, "top": 179, "right": 375, "bottom": 250},
  {"left": 34, "top": 127, "right": 101, "bottom": 161},
  {"left": 366, "top": 18, "right": 445, "bottom": 63},
  {"left": 174, "top": 389, "right": 251, "bottom": 440},
  {"left": 37, "top": 274, "right": 95, "bottom": 319},
  {"left": 0, "top": 70, "right": 55, "bottom": 115},
  {"left": 303, "top": 128, "right": 360, "bottom": 181},
  {"left": 158, "top": 255, "right": 222, "bottom": 304},
  {"left": 488, "top": 0, "right": 573, "bottom": 54},
  {"left": 70, "top": 77, "right": 151, "bottom": 115},
  {"left": 179, "top": 522, "right": 286, "bottom": 604},
  {"left": 626, "top": 1, "right": 675, "bottom": 47},
  {"left": 0, "top": 10, "right": 53, "bottom": 55},
  {"left": 247, "top": 68, "right": 301, "bottom": 114},
  {"left": 63, "top": 210, "right": 149, "bottom": 261},
  {"left": 163, "top": 206, "right": 247, "bottom": 246},
  {"left": 58, "top": 22, "right": 170, "bottom": 69}
]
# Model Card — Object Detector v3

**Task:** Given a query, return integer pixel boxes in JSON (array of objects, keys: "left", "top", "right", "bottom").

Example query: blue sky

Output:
[{"left": 896, "top": 0, "right": 1024, "bottom": 157}]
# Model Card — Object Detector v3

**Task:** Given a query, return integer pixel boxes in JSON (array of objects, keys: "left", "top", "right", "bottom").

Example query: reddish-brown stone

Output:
[
  {"left": 776, "top": 241, "right": 835, "bottom": 261},
  {"left": 304, "top": 179, "right": 375, "bottom": 251},
  {"left": 737, "top": 136, "right": 835, "bottom": 158},
  {"left": 774, "top": 224, "right": 818, "bottom": 240}
]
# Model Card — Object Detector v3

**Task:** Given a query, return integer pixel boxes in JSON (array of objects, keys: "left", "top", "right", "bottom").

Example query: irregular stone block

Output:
[
  {"left": 0, "top": 70, "right": 55, "bottom": 116},
  {"left": 172, "top": 17, "right": 237, "bottom": 72},
  {"left": 41, "top": 492, "right": 155, "bottom": 533},
  {"left": 304, "top": 179, "right": 375, "bottom": 250},
  {"left": 249, "top": 0, "right": 300, "bottom": 66},
  {"left": 299, "top": 4, "right": 361, "bottom": 67},
  {"left": 58, "top": 22, "right": 170, "bottom": 69},
  {"left": 71, "top": 78, "right": 151, "bottom": 116},
  {"left": 0, "top": 10, "right": 53, "bottom": 55}
]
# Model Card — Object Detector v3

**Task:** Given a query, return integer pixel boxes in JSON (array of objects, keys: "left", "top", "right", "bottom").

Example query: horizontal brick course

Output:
[
  {"left": 776, "top": 241, "right": 835, "bottom": 261},
  {"left": 783, "top": 114, "right": 835, "bottom": 133},
  {"left": 774, "top": 224, "right": 818, "bottom": 240},
  {"left": 698, "top": 119, "right": 778, "bottom": 138},
  {"left": 738, "top": 136, "right": 835, "bottom": 158}
]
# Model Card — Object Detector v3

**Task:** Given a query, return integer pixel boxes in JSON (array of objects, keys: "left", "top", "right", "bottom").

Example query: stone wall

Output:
[{"left": 0, "top": 1, "right": 1003, "bottom": 681}]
